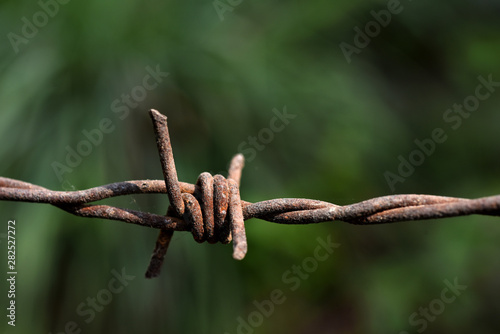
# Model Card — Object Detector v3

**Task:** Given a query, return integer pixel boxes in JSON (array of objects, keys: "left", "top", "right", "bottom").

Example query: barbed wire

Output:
[{"left": 1, "top": 109, "right": 499, "bottom": 278}]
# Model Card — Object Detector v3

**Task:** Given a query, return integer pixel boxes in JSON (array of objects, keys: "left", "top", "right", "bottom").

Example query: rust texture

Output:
[
  {"left": 145, "top": 229, "right": 173, "bottom": 279},
  {"left": 1, "top": 109, "right": 500, "bottom": 278},
  {"left": 149, "top": 109, "right": 185, "bottom": 217}
]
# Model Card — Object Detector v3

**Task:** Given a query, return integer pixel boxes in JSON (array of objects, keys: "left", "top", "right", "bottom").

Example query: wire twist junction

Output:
[
  {"left": 1, "top": 109, "right": 500, "bottom": 279},
  {"left": 146, "top": 110, "right": 247, "bottom": 277}
]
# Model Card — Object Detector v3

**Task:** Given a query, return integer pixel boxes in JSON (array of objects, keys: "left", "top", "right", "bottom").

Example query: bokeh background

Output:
[{"left": 1, "top": 0, "right": 500, "bottom": 333}]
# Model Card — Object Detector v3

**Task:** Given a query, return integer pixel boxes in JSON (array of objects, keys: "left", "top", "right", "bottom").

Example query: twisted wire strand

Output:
[
  {"left": 144, "top": 110, "right": 247, "bottom": 277},
  {"left": 2, "top": 177, "right": 499, "bottom": 224},
  {"left": 1, "top": 109, "right": 500, "bottom": 279}
]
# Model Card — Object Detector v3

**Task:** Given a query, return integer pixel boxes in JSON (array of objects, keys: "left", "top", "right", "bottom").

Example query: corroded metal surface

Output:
[{"left": 1, "top": 109, "right": 500, "bottom": 278}]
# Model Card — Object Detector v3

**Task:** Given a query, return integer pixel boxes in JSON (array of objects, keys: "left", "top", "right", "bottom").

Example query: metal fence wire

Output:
[{"left": 1, "top": 109, "right": 499, "bottom": 278}]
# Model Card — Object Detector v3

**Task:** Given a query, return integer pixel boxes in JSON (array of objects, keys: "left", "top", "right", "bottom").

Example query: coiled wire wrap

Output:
[
  {"left": 145, "top": 110, "right": 247, "bottom": 277},
  {"left": 184, "top": 170, "right": 247, "bottom": 254},
  {"left": 3, "top": 109, "right": 498, "bottom": 279}
]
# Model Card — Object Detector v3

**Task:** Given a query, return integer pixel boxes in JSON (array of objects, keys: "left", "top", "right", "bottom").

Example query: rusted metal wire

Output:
[{"left": 1, "top": 109, "right": 500, "bottom": 278}]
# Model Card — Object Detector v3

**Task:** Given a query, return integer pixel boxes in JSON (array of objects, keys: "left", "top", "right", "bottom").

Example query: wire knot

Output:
[
  {"left": 181, "top": 171, "right": 247, "bottom": 260},
  {"left": 145, "top": 109, "right": 248, "bottom": 277},
  {"left": 2, "top": 108, "right": 500, "bottom": 280}
]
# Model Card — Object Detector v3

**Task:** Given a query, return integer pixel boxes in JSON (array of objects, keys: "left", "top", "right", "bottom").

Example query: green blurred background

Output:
[{"left": 1, "top": 0, "right": 500, "bottom": 333}]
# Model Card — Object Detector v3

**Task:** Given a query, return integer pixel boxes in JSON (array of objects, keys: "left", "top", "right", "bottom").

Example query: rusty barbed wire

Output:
[{"left": 1, "top": 109, "right": 500, "bottom": 278}]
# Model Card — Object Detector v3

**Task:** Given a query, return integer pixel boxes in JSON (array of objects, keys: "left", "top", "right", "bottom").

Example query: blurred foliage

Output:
[{"left": 1, "top": 0, "right": 500, "bottom": 333}]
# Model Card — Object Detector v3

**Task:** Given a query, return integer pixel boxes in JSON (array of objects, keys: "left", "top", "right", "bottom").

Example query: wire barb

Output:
[
  {"left": 1, "top": 109, "right": 500, "bottom": 279},
  {"left": 145, "top": 109, "right": 248, "bottom": 278}
]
